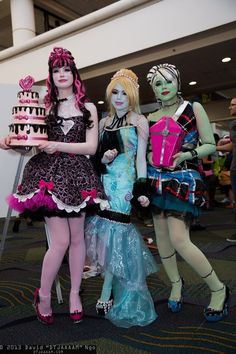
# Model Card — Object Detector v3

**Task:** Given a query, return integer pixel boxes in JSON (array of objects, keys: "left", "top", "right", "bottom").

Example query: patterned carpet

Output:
[{"left": 0, "top": 206, "right": 236, "bottom": 354}]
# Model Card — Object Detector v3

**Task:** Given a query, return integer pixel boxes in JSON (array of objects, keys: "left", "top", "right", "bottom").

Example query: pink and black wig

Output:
[{"left": 44, "top": 47, "right": 92, "bottom": 128}]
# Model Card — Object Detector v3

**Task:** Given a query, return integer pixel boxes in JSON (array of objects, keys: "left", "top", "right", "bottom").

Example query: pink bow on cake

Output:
[
  {"left": 19, "top": 76, "right": 35, "bottom": 91},
  {"left": 17, "top": 134, "right": 28, "bottom": 140}
]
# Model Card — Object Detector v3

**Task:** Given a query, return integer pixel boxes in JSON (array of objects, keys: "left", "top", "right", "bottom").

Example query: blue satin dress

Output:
[{"left": 85, "top": 125, "right": 158, "bottom": 328}]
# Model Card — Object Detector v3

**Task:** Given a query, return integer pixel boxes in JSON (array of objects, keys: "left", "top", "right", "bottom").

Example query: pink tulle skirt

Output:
[{"left": 7, "top": 190, "right": 58, "bottom": 214}]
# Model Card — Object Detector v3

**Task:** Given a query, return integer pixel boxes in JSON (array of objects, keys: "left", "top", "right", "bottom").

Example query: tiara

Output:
[
  {"left": 49, "top": 47, "right": 75, "bottom": 67},
  {"left": 147, "top": 63, "right": 178, "bottom": 84},
  {"left": 111, "top": 72, "right": 139, "bottom": 89}
]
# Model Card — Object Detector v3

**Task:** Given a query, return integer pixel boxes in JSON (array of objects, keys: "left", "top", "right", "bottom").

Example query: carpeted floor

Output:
[{"left": 0, "top": 204, "right": 236, "bottom": 354}]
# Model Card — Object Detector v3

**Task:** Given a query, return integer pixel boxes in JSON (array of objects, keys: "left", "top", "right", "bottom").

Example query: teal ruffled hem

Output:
[
  {"left": 85, "top": 215, "right": 159, "bottom": 327},
  {"left": 85, "top": 216, "right": 159, "bottom": 279},
  {"left": 152, "top": 193, "right": 200, "bottom": 218},
  {"left": 106, "top": 280, "right": 158, "bottom": 328}
]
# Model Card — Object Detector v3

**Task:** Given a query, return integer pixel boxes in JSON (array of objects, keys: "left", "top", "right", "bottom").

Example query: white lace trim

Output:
[
  {"left": 13, "top": 190, "right": 109, "bottom": 213},
  {"left": 50, "top": 192, "right": 109, "bottom": 213},
  {"left": 13, "top": 189, "right": 40, "bottom": 202}
]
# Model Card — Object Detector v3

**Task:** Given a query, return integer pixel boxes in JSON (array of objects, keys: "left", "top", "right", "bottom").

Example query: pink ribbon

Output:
[
  {"left": 81, "top": 188, "right": 97, "bottom": 200},
  {"left": 16, "top": 115, "right": 29, "bottom": 120},
  {"left": 39, "top": 180, "right": 54, "bottom": 190},
  {"left": 17, "top": 134, "right": 28, "bottom": 140},
  {"left": 19, "top": 99, "right": 38, "bottom": 104}
]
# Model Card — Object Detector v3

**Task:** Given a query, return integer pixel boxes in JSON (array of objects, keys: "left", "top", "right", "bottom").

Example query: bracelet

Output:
[{"left": 190, "top": 149, "right": 198, "bottom": 159}]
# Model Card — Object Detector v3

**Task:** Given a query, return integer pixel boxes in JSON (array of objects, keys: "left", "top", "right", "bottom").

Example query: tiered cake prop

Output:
[{"left": 9, "top": 76, "right": 48, "bottom": 146}]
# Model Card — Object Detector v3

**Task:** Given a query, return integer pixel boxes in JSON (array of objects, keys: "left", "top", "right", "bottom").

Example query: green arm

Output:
[{"left": 173, "top": 102, "right": 216, "bottom": 166}]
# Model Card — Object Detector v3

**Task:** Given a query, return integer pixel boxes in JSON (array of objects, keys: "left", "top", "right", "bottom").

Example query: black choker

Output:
[
  {"left": 162, "top": 100, "right": 179, "bottom": 107},
  {"left": 57, "top": 94, "right": 74, "bottom": 102},
  {"left": 106, "top": 112, "right": 128, "bottom": 129}
]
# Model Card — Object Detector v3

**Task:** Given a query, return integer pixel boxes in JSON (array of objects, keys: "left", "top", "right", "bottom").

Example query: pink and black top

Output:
[{"left": 8, "top": 113, "right": 108, "bottom": 220}]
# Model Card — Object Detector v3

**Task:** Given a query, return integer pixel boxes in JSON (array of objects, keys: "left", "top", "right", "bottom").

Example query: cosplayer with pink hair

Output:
[
  {"left": 1, "top": 47, "right": 108, "bottom": 325},
  {"left": 44, "top": 47, "right": 88, "bottom": 110}
]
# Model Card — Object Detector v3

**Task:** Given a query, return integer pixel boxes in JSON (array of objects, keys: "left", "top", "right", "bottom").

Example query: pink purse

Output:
[{"left": 150, "top": 101, "right": 188, "bottom": 168}]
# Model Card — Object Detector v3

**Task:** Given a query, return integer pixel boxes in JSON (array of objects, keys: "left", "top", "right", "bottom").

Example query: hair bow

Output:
[{"left": 49, "top": 47, "right": 75, "bottom": 67}]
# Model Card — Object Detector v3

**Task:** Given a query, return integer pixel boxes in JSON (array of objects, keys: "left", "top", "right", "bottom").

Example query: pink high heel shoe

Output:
[
  {"left": 70, "top": 290, "right": 84, "bottom": 323},
  {"left": 70, "top": 310, "right": 84, "bottom": 323},
  {"left": 33, "top": 288, "right": 54, "bottom": 325}
]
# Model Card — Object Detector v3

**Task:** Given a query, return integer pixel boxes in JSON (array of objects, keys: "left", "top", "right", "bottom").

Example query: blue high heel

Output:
[
  {"left": 204, "top": 285, "right": 230, "bottom": 322},
  {"left": 168, "top": 277, "right": 184, "bottom": 313}
]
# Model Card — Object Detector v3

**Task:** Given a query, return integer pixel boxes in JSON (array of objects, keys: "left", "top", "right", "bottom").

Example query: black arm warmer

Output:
[{"left": 131, "top": 178, "right": 151, "bottom": 211}]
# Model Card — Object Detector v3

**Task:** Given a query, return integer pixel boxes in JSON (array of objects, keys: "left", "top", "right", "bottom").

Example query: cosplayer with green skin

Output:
[
  {"left": 146, "top": 63, "right": 229, "bottom": 322},
  {"left": 85, "top": 69, "right": 158, "bottom": 328}
]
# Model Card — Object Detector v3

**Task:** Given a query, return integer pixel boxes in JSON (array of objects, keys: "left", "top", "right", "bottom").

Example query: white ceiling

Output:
[{"left": 0, "top": 0, "right": 236, "bottom": 127}]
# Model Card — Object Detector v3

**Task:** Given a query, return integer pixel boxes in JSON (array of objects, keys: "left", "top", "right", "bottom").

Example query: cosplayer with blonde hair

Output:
[
  {"left": 146, "top": 63, "right": 229, "bottom": 322},
  {"left": 85, "top": 68, "right": 158, "bottom": 328},
  {"left": 1, "top": 47, "right": 108, "bottom": 325},
  {"left": 106, "top": 69, "right": 141, "bottom": 115}
]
